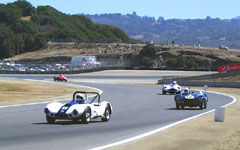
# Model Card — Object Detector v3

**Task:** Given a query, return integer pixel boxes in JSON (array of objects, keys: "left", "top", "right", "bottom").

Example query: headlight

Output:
[
  {"left": 198, "top": 97, "right": 203, "bottom": 101},
  {"left": 73, "top": 109, "right": 78, "bottom": 115},
  {"left": 44, "top": 108, "right": 49, "bottom": 114}
]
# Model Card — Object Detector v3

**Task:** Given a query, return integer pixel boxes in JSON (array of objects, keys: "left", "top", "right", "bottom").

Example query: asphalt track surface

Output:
[{"left": 0, "top": 75, "right": 234, "bottom": 150}]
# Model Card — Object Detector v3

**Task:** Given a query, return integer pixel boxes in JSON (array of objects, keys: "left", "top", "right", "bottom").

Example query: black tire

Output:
[
  {"left": 181, "top": 105, "right": 185, "bottom": 109},
  {"left": 82, "top": 107, "right": 91, "bottom": 124},
  {"left": 162, "top": 90, "right": 166, "bottom": 95},
  {"left": 46, "top": 115, "right": 55, "bottom": 124},
  {"left": 204, "top": 101, "right": 207, "bottom": 109},
  {"left": 176, "top": 103, "right": 180, "bottom": 109},
  {"left": 72, "top": 118, "right": 80, "bottom": 123},
  {"left": 199, "top": 102, "right": 204, "bottom": 110},
  {"left": 101, "top": 106, "right": 111, "bottom": 122}
]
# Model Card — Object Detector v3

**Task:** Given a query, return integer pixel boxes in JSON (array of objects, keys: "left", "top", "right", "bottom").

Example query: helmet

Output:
[
  {"left": 173, "top": 81, "right": 177, "bottom": 84},
  {"left": 183, "top": 88, "right": 189, "bottom": 94},
  {"left": 76, "top": 94, "right": 85, "bottom": 104}
]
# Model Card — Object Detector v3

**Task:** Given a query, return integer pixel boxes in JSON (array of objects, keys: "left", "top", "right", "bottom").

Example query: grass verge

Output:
[{"left": 0, "top": 77, "right": 99, "bottom": 106}]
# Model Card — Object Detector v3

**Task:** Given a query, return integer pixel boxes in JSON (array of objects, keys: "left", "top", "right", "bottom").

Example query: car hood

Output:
[
  {"left": 164, "top": 84, "right": 180, "bottom": 89},
  {"left": 57, "top": 101, "right": 79, "bottom": 114}
]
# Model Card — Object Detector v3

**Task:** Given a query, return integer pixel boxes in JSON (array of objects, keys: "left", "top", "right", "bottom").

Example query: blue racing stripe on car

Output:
[{"left": 57, "top": 101, "right": 78, "bottom": 114}]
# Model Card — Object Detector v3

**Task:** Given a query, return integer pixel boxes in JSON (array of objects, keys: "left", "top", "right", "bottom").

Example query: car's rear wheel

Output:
[
  {"left": 46, "top": 115, "right": 55, "bottom": 124},
  {"left": 181, "top": 105, "right": 185, "bottom": 109},
  {"left": 101, "top": 106, "right": 111, "bottom": 122},
  {"left": 176, "top": 103, "right": 180, "bottom": 109},
  {"left": 82, "top": 107, "right": 91, "bottom": 124}
]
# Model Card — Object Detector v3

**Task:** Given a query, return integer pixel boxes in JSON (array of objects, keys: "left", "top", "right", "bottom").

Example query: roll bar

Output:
[{"left": 73, "top": 91, "right": 100, "bottom": 104}]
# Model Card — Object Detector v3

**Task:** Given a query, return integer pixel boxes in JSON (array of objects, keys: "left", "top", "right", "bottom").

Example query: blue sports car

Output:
[{"left": 174, "top": 88, "right": 208, "bottom": 110}]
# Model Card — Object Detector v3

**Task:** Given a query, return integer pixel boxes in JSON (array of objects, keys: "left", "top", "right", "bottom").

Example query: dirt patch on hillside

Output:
[
  {"left": 111, "top": 87, "right": 240, "bottom": 150},
  {"left": 0, "top": 78, "right": 98, "bottom": 106}
]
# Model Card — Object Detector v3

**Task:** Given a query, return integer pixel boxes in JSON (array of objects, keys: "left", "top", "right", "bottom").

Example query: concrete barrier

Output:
[
  {"left": 214, "top": 107, "right": 225, "bottom": 122},
  {"left": 158, "top": 80, "right": 240, "bottom": 88},
  {"left": 173, "top": 70, "right": 240, "bottom": 81}
]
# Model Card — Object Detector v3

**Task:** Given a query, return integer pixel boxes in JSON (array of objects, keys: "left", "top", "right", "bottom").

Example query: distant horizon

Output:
[
  {"left": 83, "top": 12, "right": 239, "bottom": 20},
  {"left": 1, "top": 0, "right": 239, "bottom": 20}
]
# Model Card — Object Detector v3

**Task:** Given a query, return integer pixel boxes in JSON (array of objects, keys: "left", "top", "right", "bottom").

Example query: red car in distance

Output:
[{"left": 53, "top": 75, "right": 67, "bottom": 82}]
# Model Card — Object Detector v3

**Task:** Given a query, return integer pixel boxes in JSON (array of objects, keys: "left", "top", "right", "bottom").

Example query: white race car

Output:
[
  {"left": 44, "top": 91, "right": 112, "bottom": 124},
  {"left": 162, "top": 81, "right": 181, "bottom": 94}
]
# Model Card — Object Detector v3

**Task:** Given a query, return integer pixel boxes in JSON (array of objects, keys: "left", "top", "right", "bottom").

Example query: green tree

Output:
[
  {"left": 14, "top": 34, "right": 25, "bottom": 54},
  {"left": 166, "top": 58, "right": 177, "bottom": 68},
  {"left": 139, "top": 44, "right": 157, "bottom": 56},
  {"left": 142, "top": 57, "right": 155, "bottom": 67},
  {"left": 11, "top": 0, "right": 36, "bottom": 16},
  {"left": 11, "top": 20, "right": 38, "bottom": 34},
  {"left": 176, "top": 56, "right": 186, "bottom": 68},
  {"left": 0, "top": 29, "right": 17, "bottom": 58},
  {"left": 0, "top": 4, "right": 21, "bottom": 24}
]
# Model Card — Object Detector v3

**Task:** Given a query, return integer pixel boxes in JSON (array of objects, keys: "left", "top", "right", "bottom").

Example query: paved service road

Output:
[{"left": 0, "top": 75, "right": 234, "bottom": 150}]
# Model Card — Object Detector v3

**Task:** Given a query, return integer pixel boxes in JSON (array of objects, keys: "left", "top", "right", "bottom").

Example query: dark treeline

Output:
[{"left": 0, "top": 0, "right": 136, "bottom": 59}]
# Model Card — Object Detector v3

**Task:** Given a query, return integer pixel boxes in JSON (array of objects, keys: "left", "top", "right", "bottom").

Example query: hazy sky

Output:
[{"left": 1, "top": 0, "right": 239, "bottom": 19}]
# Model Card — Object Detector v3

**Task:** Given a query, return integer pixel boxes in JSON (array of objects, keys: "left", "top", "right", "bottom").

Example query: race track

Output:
[{"left": 0, "top": 74, "right": 234, "bottom": 150}]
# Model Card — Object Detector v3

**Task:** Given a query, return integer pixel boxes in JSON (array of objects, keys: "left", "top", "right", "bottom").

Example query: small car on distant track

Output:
[
  {"left": 53, "top": 74, "right": 67, "bottom": 82},
  {"left": 174, "top": 88, "right": 208, "bottom": 110},
  {"left": 44, "top": 91, "right": 112, "bottom": 124},
  {"left": 162, "top": 81, "right": 181, "bottom": 94}
]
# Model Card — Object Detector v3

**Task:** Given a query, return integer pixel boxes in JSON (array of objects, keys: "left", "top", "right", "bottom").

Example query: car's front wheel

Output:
[
  {"left": 204, "top": 101, "right": 207, "bottom": 109},
  {"left": 101, "top": 106, "right": 111, "bottom": 122},
  {"left": 162, "top": 90, "right": 166, "bottom": 95},
  {"left": 46, "top": 115, "right": 55, "bottom": 124},
  {"left": 82, "top": 107, "right": 91, "bottom": 124},
  {"left": 199, "top": 102, "right": 204, "bottom": 110}
]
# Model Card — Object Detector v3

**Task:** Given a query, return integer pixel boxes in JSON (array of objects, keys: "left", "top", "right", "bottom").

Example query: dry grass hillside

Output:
[{"left": 8, "top": 43, "right": 240, "bottom": 70}]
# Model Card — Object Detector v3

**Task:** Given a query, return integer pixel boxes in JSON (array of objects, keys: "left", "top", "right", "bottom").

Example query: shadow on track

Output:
[
  {"left": 32, "top": 120, "right": 103, "bottom": 125},
  {"left": 157, "top": 93, "right": 176, "bottom": 96},
  {"left": 166, "top": 108, "right": 202, "bottom": 111}
]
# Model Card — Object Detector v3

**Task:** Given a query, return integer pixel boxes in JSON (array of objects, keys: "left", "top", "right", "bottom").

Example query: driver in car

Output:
[
  {"left": 183, "top": 88, "right": 190, "bottom": 95},
  {"left": 76, "top": 94, "right": 90, "bottom": 104}
]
